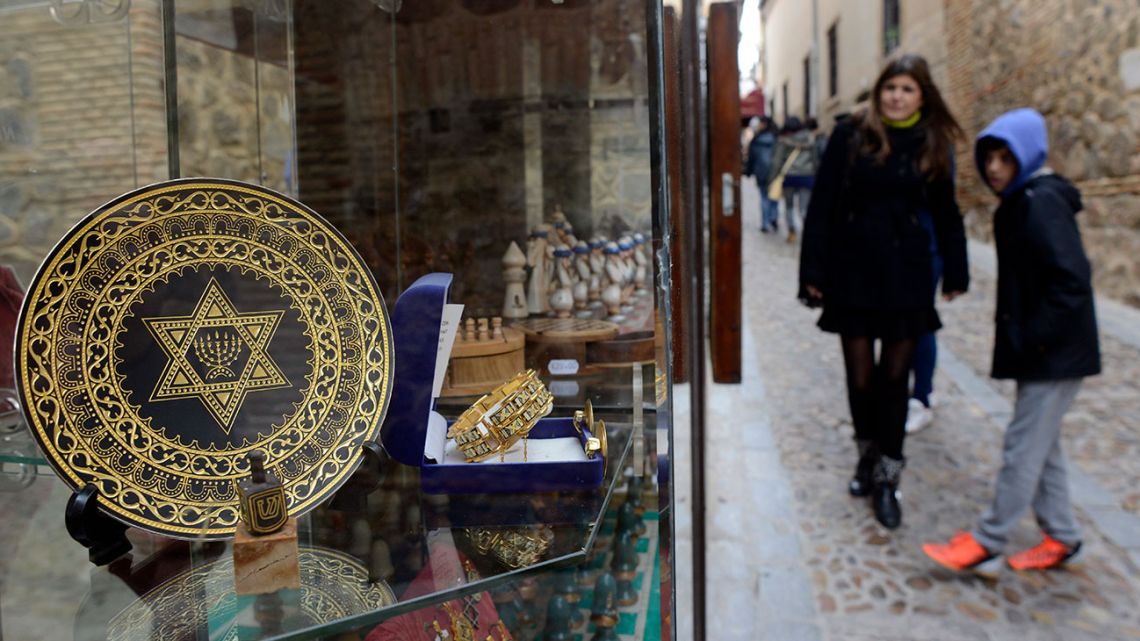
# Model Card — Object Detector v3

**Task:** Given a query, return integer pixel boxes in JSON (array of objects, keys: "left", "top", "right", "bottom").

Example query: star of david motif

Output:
[{"left": 143, "top": 278, "right": 291, "bottom": 432}]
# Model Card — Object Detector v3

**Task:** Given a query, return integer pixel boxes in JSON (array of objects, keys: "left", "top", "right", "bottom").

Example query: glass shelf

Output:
[{"left": 0, "top": 416, "right": 639, "bottom": 641}]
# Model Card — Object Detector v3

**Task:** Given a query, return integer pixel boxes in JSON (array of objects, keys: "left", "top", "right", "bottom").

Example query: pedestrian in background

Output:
[
  {"left": 745, "top": 116, "right": 780, "bottom": 233},
  {"left": 906, "top": 153, "right": 953, "bottom": 434},
  {"left": 807, "top": 116, "right": 828, "bottom": 164},
  {"left": 798, "top": 54, "right": 969, "bottom": 529},
  {"left": 767, "top": 116, "right": 819, "bottom": 244},
  {"left": 923, "top": 108, "right": 1100, "bottom": 575}
]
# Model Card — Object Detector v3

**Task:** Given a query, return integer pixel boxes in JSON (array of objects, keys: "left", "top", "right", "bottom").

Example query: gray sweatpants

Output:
[{"left": 973, "top": 379, "right": 1083, "bottom": 552}]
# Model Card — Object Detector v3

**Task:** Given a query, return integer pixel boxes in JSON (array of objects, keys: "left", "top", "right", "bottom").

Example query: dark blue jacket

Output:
[
  {"left": 744, "top": 129, "right": 776, "bottom": 182},
  {"left": 976, "top": 109, "right": 1101, "bottom": 380}
]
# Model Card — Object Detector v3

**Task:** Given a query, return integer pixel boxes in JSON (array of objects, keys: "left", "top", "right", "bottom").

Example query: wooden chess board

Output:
[{"left": 510, "top": 318, "right": 621, "bottom": 344}]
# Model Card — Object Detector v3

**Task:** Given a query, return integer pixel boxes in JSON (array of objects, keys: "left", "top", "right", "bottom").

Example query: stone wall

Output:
[
  {"left": 175, "top": 35, "right": 293, "bottom": 194},
  {"left": 0, "top": 1, "right": 167, "bottom": 285},
  {"left": 946, "top": 0, "right": 1140, "bottom": 305}
]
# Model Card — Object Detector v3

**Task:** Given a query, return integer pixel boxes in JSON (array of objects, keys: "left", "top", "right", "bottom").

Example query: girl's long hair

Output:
[{"left": 856, "top": 54, "right": 963, "bottom": 180}]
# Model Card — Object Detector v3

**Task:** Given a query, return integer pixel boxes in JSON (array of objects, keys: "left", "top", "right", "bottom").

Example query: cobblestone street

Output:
[{"left": 700, "top": 181, "right": 1140, "bottom": 641}]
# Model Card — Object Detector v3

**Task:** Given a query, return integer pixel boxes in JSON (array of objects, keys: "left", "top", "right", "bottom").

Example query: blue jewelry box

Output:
[{"left": 379, "top": 273, "right": 606, "bottom": 495}]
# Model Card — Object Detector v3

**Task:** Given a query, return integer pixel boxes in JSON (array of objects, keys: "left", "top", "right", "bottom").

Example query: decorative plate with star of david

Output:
[{"left": 15, "top": 178, "right": 394, "bottom": 539}]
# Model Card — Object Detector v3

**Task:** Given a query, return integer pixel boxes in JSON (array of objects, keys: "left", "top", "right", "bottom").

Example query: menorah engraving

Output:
[{"left": 193, "top": 330, "right": 242, "bottom": 379}]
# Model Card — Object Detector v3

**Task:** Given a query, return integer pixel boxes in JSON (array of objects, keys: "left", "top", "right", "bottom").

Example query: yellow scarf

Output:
[{"left": 881, "top": 111, "right": 922, "bottom": 129}]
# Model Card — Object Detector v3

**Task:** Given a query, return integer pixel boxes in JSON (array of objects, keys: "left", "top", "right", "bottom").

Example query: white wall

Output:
[{"left": 762, "top": 0, "right": 948, "bottom": 130}]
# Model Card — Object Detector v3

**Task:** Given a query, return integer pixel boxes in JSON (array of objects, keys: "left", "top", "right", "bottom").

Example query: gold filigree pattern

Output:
[
  {"left": 16, "top": 179, "right": 393, "bottom": 538},
  {"left": 106, "top": 547, "right": 397, "bottom": 641}
]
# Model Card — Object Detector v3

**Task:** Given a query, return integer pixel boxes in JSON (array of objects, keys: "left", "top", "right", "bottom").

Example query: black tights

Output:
[{"left": 841, "top": 335, "right": 917, "bottom": 460}]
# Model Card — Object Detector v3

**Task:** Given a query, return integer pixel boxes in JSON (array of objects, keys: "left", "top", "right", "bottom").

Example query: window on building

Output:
[
  {"left": 827, "top": 22, "right": 838, "bottom": 98},
  {"left": 803, "top": 55, "right": 811, "bottom": 117},
  {"left": 782, "top": 81, "right": 789, "bottom": 123},
  {"left": 884, "top": 0, "right": 901, "bottom": 54}
]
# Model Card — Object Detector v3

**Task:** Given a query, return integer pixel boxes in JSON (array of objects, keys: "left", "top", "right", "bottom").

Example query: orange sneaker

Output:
[
  {"left": 922, "top": 531, "right": 1003, "bottom": 578},
  {"left": 1007, "top": 535, "right": 1083, "bottom": 571}
]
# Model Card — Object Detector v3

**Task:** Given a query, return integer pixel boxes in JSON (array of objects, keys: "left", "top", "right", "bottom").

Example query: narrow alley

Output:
[{"left": 692, "top": 178, "right": 1140, "bottom": 641}]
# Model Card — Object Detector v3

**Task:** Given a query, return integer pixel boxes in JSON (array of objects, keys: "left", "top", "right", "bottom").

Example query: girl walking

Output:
[{"left": 798, "top": 55, "right": 969, "bottom": 529}]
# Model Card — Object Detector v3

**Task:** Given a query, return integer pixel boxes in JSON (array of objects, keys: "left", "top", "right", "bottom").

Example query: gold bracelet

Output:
[
  {"left": 466, "top": 525, "right": 554, "bottom": 569},
  {"left": 448, "top": 370, "right": 552, "bottom": 462}
]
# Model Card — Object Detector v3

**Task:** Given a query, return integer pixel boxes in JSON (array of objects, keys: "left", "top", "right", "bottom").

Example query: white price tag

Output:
[
  {"left": 431, "top": 303, "right": 464, "bottom": 398},
  {"left": 549, "top": 380, "right": 580, "bottom": 397},
  {"left": 547, "top": 359, "right": 580, "bottom": 376}
]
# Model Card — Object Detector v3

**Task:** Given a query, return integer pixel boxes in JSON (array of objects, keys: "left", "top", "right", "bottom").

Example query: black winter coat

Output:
[
  {"left": 799, "top": 121, "right": 969, "bottom": 310},
  {"left": 991, "top": 173, "right": 1101, "bottom": 380}
]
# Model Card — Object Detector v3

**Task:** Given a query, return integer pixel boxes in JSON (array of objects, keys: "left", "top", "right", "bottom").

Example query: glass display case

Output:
[{"left": 0, "top": 1, "right": 675, "bottom": 640}]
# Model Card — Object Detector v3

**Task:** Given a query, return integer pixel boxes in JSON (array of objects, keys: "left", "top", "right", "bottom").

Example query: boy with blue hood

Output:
[{"left": 922, "top": 108, "right": 1101, "bottom": 576}]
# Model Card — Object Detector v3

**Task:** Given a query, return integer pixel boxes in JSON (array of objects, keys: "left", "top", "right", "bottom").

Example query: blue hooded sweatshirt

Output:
[
  {"left": 974, "top": 108, "right": 1048, "bottom": 197},
  {"left": 973, "top": 108, "right": 1100, "bottom": 381}
]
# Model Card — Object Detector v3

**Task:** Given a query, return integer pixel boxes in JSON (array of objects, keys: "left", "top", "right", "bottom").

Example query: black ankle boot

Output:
[
  {"left": 848, "top": 439, "right": 878, "bottom": 497},
  {"left": 872, "top": 456, "right": 904, "bottom": 529}
]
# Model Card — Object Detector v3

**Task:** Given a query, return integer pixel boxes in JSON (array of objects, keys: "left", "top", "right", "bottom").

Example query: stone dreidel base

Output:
[{"left": 233, "top": 517, "right": 301, "bottom": 595}]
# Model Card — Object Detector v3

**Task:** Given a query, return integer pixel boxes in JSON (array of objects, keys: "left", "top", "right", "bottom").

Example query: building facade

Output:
[{"left": 760, "top": 0, "right": 1140, "bottom": 306}]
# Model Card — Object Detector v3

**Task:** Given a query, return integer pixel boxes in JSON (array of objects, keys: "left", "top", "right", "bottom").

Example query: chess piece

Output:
[
  {"left": 627, "top": 474, "right": 644, "bottom": 504},
  {"left": 601, "top": 242, "right": 625, "bottom": 322},
  {"left": 587, "top": 237, "right": 606, "bottom": 305},
  {"left": 632, "top": 233, "right": 650, "bottom": 295},
  {"left": 549, "top": 245, "right": 575, "bottom": 319},
  {"left": 577, "top": 563, "right": 595, "bottom": 588},
  {"left": 349, "top": 516, "right": 371, "bottom": 557},
  {"left": 590, "top": 572, "right": 620, "bottom": 641},
  {"left": 234, "top": 451, "right": 300, "bottom": 595},
  {"left": 502, "top": 241, "right": 529, "bottom": 319},
  {"left": 549, "top": 205, "right": 574, "bottom": 246},
  {"left": 572, "top": 241, "right": 592, "bottom": 315},
  {"left": 617, "top": 237, "right": 636, "bottom": 309},
  {"left": 555, "top": 569, "right": 586, "bottom": 628},
  {"left": 542, "top": 594, "right": 573, "bottom": 641},
  {"left": 516, "top": 576, "right": 540, "bottom": 626},
  {"left": 611, "top": 531, "right": 638, "bottom": 606},
  {"left": 477, "top": 318, "right": 490, "bottom": 341},
  {"left": 496, "top": 595, "right": 523, "bottom": 634},
  {"left": 492, "top": 317, "right": 504, "bottom": 339},
  {"left": 369, "top": 539, "right": 395, "bottom": 582},
  {"left": 464, "top": 318, "right": 477, "bottom": 342},
  {"left": 616, "top": 502, "right": 640, "bottom": 543},
  {"left": 526, "top": 227, "right": 552, "bottom": 315}
]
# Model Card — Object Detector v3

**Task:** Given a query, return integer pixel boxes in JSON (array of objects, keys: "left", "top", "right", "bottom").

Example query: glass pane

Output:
[
  {"left": 0, "top": 0, "right": 673, "bottom": 639},
  {"left": 0, "top": 4, "right": 166, "bottom": 638}
]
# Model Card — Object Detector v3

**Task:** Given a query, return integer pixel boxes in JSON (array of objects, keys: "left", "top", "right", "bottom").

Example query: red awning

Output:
[{"left": 740, "top": 88, "right": 765, "bottom": 118}]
